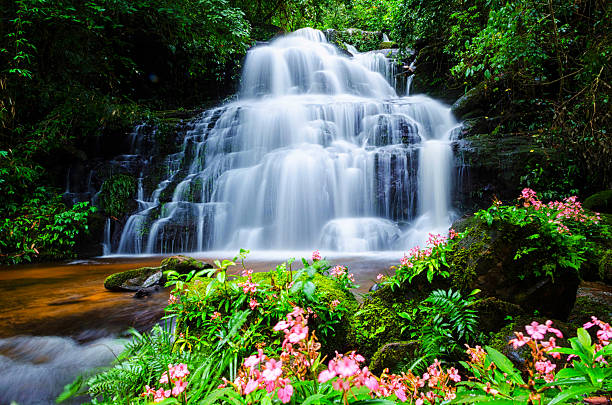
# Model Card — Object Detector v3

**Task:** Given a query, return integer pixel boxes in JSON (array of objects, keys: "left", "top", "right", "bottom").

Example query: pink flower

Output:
[
  {"left": 168, "top": 294, "right": 179, "bottom": 305},
  {"left": 262, "top": 359, "right": 283, "bottom": 382},
  {"left": 244, "top": 379, "right": 258, "bottom": 395},
  {"left": 159, "top": 371, "right": 169, "bottom": 384},
  {"left": 211, "top": 311, "right": 221, "bottom": 320},
  {"left": 330, "top": 265, "right": 347, "bottom": 277},
  {"left": 287, "top": 323, "right": 308, "bottom": 343},
  {"left": 525, "top": 321, "right": 547, "bottom": 340},
  {"left": 365, "top": 376, "right": 379, "bottom": 392},
  {"left": 377, "top": 273, "right": 384, "bottom": 280},
  {"left": 330, "top": 299, "right": 340, "bottom": 309},
  {"left": 170, "top": 363, "right": 189, "bottom": 379},
  {"left": 172, "top": 379, "right": 188, "bottom": 396},
  {"left": 277, "top": 383, "right": 293, "bottom": 403},
  {"left": 249, "top": 298, "right": 259, "bottom": 310},
  {"left": 484, "top": 382, "right": 499, "bottom": 396},
  {"left": 312, "top": 250, "right": 322, "bottom": 261},
  {"left": 318, "top": 368, "right": 336, "bottom": 383},
  {"left": 336, "top": 357, "right": 359, "bottom": 378},
  {"left": 394, "top": 388, "right": 407, "bottom": 401},
  {"left": 509, "top": 331, "right": 530, "bottom": 348},
  {"left": 448, "top": 367, "right": 461, "bottom": 382},
  {"left": 153, "top": 388, "right": 171, "bottom": 403},
  {"left": 273, "top": 320, "right": 291, "bottom": 332}
]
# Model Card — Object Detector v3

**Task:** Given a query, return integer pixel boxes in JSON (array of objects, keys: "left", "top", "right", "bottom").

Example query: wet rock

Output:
[
  {"left": 472, "top": 297, "right": 524, "bottom": 333},
  {"left": 134, "top": 285, "right": 160, "bottom": 298},
  {"left": 369, "top": 341, "right": 419, "bottom": 374},
  {"left": 451, "top": 83, "right": 489, "bottom": 120},
  {"left": 104, "top": 266, "right": 161, "bottom": 292},
  {"left": 567, "top": 281, "right": 612, "bottom": 327},
  {"left": 120, "top": 270, "right": 163, "bottom": 292}
]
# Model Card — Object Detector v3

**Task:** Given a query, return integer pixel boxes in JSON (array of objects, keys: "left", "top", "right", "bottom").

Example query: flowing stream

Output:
[{"left": 116, "top": 28, "right": 459, "bottom": 255}]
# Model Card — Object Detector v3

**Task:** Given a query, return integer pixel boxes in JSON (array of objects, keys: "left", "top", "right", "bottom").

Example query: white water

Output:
[
  {"left": 0, "top": 335, "right": 124, "bottom": 404},
  {"left": 115, "top": 28, "right": 458, "bottom": 254}
]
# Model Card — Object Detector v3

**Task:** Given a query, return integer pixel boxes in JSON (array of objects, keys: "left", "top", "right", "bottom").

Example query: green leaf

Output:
[
  {"left": 548, "top": 385, "right": 596, "bottom": 404},
  {"left": 485, "top": 346, "right": 524, "bottom": 384}
]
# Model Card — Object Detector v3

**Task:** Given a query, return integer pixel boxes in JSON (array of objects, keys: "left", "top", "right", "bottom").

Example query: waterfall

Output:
[
  {"left": 102, "top": 218, "right": 111, "bottom": 255},
  {"left": 115, "top": 27, "right": 458, "bottom": 254}
]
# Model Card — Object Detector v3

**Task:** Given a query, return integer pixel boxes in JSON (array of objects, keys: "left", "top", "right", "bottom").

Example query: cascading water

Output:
[{"left": 115, "top": 28, "right": 459, "bottom": 254}]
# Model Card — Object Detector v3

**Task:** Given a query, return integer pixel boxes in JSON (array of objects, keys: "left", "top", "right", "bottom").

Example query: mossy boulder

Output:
[
  {"left": 584, "top": 190, "right": 612, "bottom": 213},
  {"left": 451, "top": 83, "right": 489, "bottom": 120},
  {"left": 447, "top": 216, "right": 580, "bottom": 319},
  {"left": 472, "top": 297, "right": 525, "bottom": 334},
  {"left": 369, "top": 341, "right": 419, "bottom": 374},
  {"left": 104, "top": 266, "right": 162, "bottom": 292},
  {"left": 161, "top": 255, "right": 211, "bottom": 273},
  {"left": 567, "top": 281, "right": 612, "bottom": 328}
]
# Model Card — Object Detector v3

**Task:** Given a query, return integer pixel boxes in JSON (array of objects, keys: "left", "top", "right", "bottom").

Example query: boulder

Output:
[
  {"left": 120, "top": 270, "right": 163, "bottom": 291},
  {"left": 472, "top": 297, "right": 525, "bottom": 333},
  {"left": 369, "top": 341, "right": 419, "bottom": 374},
  {"left": 448, "top": 216, "right": 580, "bottom": 319},
  {"left": 451, "top": 83, "right": 489, "bottom": 120},
  {"left": 104, "top": 267, "right": 161, "bottom": 292}
]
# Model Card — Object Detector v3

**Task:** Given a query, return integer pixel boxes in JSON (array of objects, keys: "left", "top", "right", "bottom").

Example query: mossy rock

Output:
[
  {"left": 472, "top": 297, "right": 525, "bottom": 333},
  {"left": 379, "top": 41, "right": 398, "bottom": 49},
  {"left": 104, "top": 267, "right": 161, "bottom": 291},
  {"left": 567, "top": 281, "right": 612, "bottom": 328},
  {"left": 99, "top": 174, "right": 138, "bottom": 218},
  {"left": 369, "top": 341, "right": 419, "bottom": 374},
  {"left": 161, "top": 255, "right": 211, "bottom": 273},
  {"left": 584, "top": 190, "right": 612, "bottom": 214},
  {"left": 447, "top": 216, "right": 580, "bottom": 319}
]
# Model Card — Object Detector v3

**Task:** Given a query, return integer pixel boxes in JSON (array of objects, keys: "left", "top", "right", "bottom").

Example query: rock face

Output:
[{"left": 448, "top": 216, "right": 580, "bottom": 319}]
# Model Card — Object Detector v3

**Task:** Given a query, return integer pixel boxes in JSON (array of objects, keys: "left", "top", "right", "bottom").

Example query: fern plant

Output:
[{"left": 416, "top": 288, "right": 480, "bottom": 361}]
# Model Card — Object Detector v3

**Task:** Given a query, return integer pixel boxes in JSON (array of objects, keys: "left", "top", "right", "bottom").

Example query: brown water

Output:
[{"left": 0, "top": 253, "right": 396, "bottom": 404}]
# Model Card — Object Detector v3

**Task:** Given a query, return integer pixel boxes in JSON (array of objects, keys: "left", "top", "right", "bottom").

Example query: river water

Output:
[{"left": 0, "top": 253, "right": 394, "bottom": 404}]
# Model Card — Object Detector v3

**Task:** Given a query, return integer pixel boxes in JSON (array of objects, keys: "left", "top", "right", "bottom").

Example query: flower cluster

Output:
[
  {"left": 222, "top": 307, "right": 319, "bottom": 403},
  {"left": 142, "top": 363, "right": 190, "bottom": 403},
  {"left": 329, "top": 265, "right": 357, "bottom": 289},
  {"left": 507, "top": 320, "right": 563, "bottom": 382},
  {"left": 236, "top": 269, "right": 262, "bottom": 310},
  {"left": 312, "top": 250, "right": 322, "bottom": 261},
  {"left": 519, "top": 188, "right": 600, "bottom": 234}
]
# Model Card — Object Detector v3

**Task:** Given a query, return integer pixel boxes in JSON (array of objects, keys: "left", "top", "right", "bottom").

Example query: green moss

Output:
[
  {"left": 449, "top": 221, "right": 490, "bottom": 292},
  {"left": 99, "top": 174, "right": 137, "bottom": 218},
  {"left": 472, "top": 297, "right": 524, "bottom": 333},
  {"left": 104, "top": 266, "right": 161, "bottom": 291},
  {"left": 584, "top": 190, "right": 612, "bottom": 214},
  {"left": 346, "top": 285, "right": 419, "bottom": 358}
]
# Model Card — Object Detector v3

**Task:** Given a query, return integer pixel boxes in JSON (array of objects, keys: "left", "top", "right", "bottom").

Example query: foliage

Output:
[
  {"left": 474, "top": 188, "right": 609, "bottom": 279},
  {"left": 386, "top": 230, "right": 460, "bottom": 289},
  {"left": 455, "top": 318, "right": 612, "bottom": 404},
  {"left": 0, "top": 150, "right": 94, "bottom": 264},
  {"left": 164, "top": 250, "right": 356, "bottom": 357},
  {"left": 413, "top": 289, "right": 480, "bottom": 360},
  {"left": 99, "top": 174, "right": 138, "bottom": 218}
]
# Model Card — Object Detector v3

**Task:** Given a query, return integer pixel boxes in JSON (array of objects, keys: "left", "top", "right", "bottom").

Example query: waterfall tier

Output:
[{"left": 115, "top": 28, "right": 458, "bottom": 254}]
